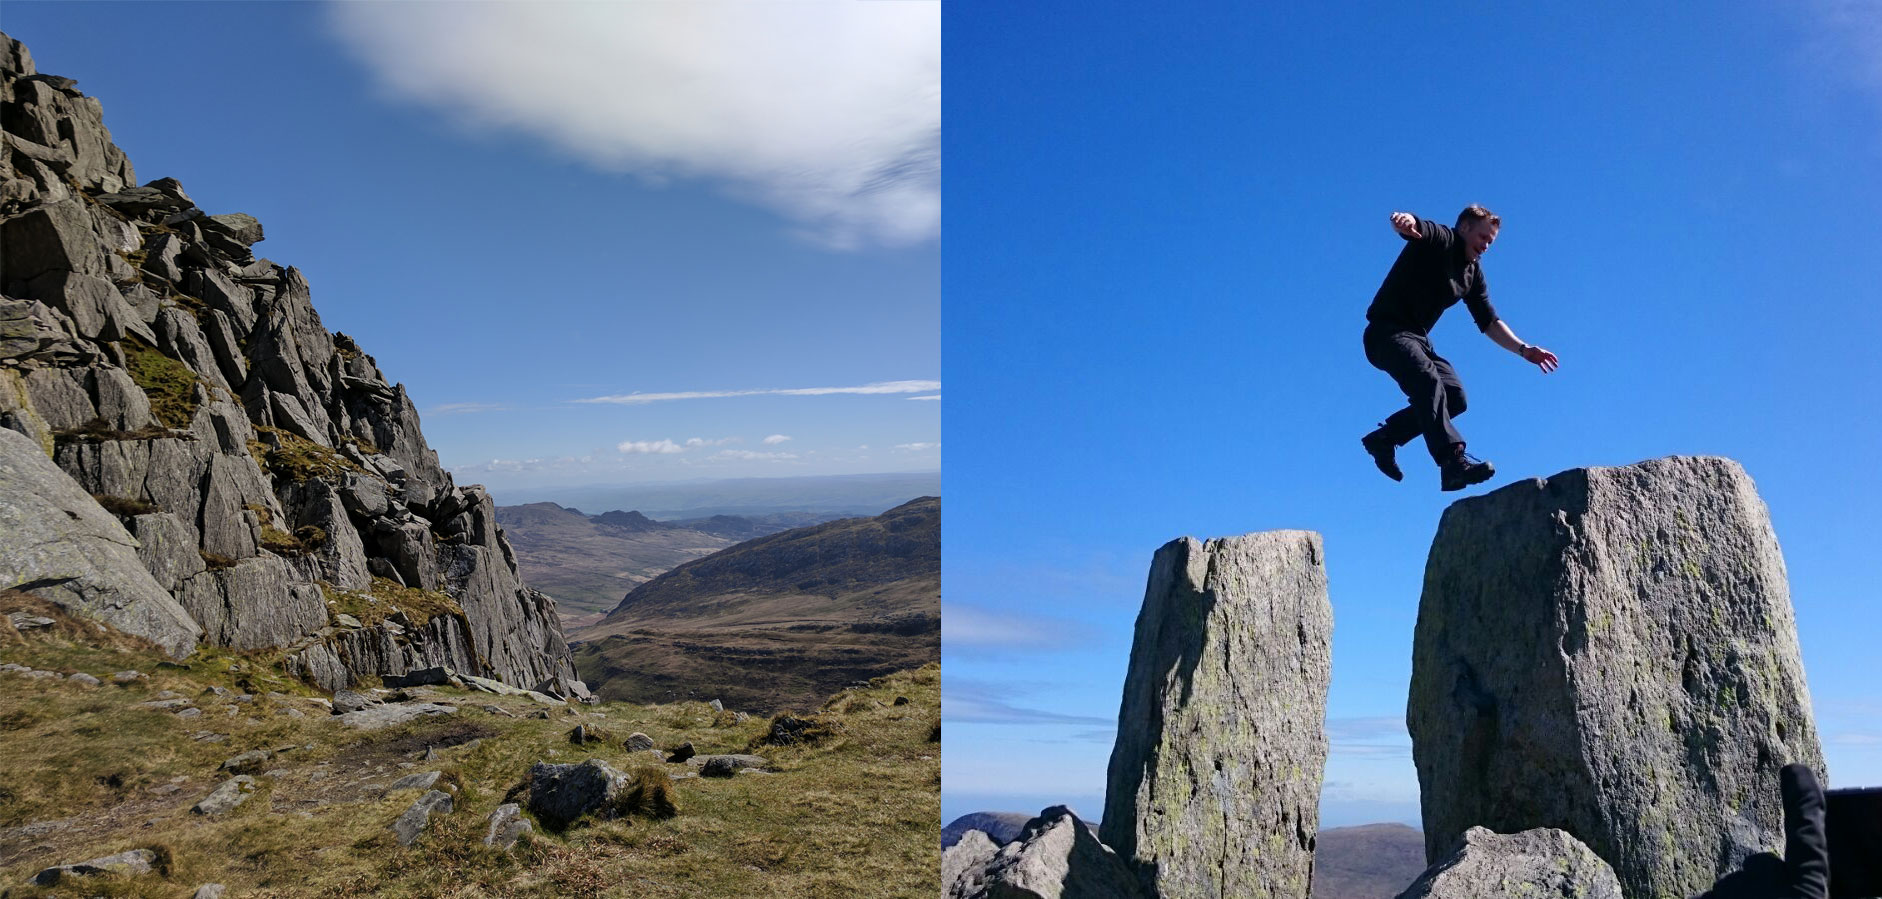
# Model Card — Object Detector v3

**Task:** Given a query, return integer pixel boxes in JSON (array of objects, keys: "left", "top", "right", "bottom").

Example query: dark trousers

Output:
[
  {"left": 1780, "top": 763, "right": 1830, "bottom": 899},
  {"left": 1363, "top": 325, "right": 1467, "bottom": 464}
]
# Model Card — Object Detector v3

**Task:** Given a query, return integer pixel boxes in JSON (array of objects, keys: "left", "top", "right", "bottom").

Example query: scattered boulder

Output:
[
  {"left": 948, "top": 806, "right": 1146, "bottom": 899},
  {"left": 67, "top": 672, "right": 101, "bottom": 686},
  {"left": 1409, "top": 457, "right": 1823, "bottom": 899},
  {"left": 1100, "top": 531, "right": 1331, "bottom": 899},
  {"left": 30, "top": 848, "right": 158, "bottom": 887},
  {"left": 762, "top": 714, "right": 835, "bottom": 746},
  {"left": 1393, "top": 828, "right": 1623, "bottom": 899},
  {"left": 700, "top": 757, "right": 738, "bottom": 778},
  {"left": 535, "top": 674, "right": 595, "bottom": 703},
  {"left": 690, "top": 753, "right": 767, "bottom": 773},
  {"left": 331, "top": 689, "right": 378, "bottom": 714},
  {"left": 527, "top": 758, "right": 626, "bottom": 831},
  {"left": 383, "top": 666, "right": 457, "bottom": 688},
  {"left": 667, "top": 741, "right": 695, "bottom": 763},
  {"left": 192, "top": 884, "right": 226, "bottom": 899},
  {"left": 568, "top": 724, "right": 607, "bottom": 744},
  {"left": 484, "top": 802, "right": 532, "bottom": 849},
  {"left": 709, "top": 698, "right": 723, "bottom": 712},
  {"left": 391, "top": 789, "right": 453, "bottom": 847},
  {"left": 218, "top": 749, "right": 271, "bottom": 774},
  {"left": 386, "top": 771, "right": 441, "bottom": 794},
  {"left": 624, "top": 732, "right": 655, "bottom": 752},
  {"left": 191, "top": 776, "right": 255, "bottom": 815}
]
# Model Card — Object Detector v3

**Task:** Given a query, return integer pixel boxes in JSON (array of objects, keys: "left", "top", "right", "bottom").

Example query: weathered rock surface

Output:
[
  {"left": 0, "top": 427, "right": 201, "bottom": 657},
  {"left": 191, "top": 776, "right": 255, "bottom": 815},
  {"left": 484, "top": 802, "right": 533, "bottom": 849},
  {"left": 1100, "top": 531, "right": 1332, "bottom": 899},
  {"left": 336, "top": 702, "right": 455, "bottom": 730},
  {"left": 528, "top": 758, "right": 625, "bottom": 831},
  {"left": 391, "top": 789, "right": 453, "bottom": 847},
  {"left": 1393, "top": 827, "right": 1623, "bottom": 899},
  {"left": 1409, "top": 456, "right": 1824, "bottom": 899},
  {"left": 0, "top": 30, "right": 574, "bottom": 692},
  {"left": 948, "top": 806, "right": 1147, "bottom": 899},
  {"left": 31, "top": 848, "right": 158, "bottom": 886}
]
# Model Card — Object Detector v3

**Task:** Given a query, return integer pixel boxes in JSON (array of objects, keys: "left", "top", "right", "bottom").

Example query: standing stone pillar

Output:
[
  {"left": 1101, "top": 531, "right": 1333, "bottom": 899},
  {"left": 1408, "top": 456, "right": 1823, "bottom": 899}
]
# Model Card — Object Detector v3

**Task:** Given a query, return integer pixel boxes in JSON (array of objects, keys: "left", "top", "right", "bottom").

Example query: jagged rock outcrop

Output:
[
  {"left": 946, "top": 807, "right": 1147, "bottom": 899},
  {"left": 0, "top": 425, "right": 200, "bottom": 656},
  {"left": 1100, "top": 531, "right": 1332, "bottom": 899},
  {"left": 1392, "top": 828, "right": 1623, "bottom": 899},
  {"left": 0, "top": 31, "right": 575, "bottom": 692},
  {"left": 1409, "top": 456, "right": 1823, "bottom": 899}
]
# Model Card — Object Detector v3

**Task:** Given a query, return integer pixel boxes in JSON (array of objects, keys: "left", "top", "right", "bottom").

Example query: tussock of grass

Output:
[
  {"left": 253, "top": 426, "right": 360, "bottom": 482},
  {"left": 198, "top": 550, "right": 236, "bottom": 571},
  {"left": 321, "top": 578, "right": 464, "bottom": 630},
  {"left": 91, "top": 493, "right": 162, "bottom": 517},
  {"left": 54, "top": 418, "right": 178, "bottom": 445},
  {"left": 120, "top": 337, "right": 198, "bottom": 429},
  {"left": 0, "top": 605, "right": 940, "bottom": 897}
]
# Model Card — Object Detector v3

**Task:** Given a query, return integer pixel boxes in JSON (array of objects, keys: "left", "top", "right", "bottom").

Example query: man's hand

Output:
[
  {"left": 1390, "top": 211, "right": 1421, "bottom": 239},
  {"left": 1521, "top": 345, "right": 1559, "bottom": 373}
]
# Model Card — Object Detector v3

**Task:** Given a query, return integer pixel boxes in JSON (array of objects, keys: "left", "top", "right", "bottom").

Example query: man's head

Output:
[{"left": 1456, "top": 205, "right": 1499, "bottom": 260}]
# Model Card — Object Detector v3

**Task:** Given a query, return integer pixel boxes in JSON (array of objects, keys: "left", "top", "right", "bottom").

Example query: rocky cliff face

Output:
[
  {"left": 1101, "top": 531, "right": 1332, "bottom": 899},
  {"left": 0, "top": 32, "right": 574, "bottom": 691},
  {"left": 1408, "top": 456, "right": 1822, "bottom": 899}
]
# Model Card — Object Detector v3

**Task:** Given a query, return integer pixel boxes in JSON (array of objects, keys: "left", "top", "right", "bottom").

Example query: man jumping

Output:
[{"left": 1361, "top": 205, "right": 1559, "bottom": 491}]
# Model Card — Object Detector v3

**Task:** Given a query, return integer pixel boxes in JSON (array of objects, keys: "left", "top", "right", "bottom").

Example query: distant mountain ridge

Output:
[
  {"left": 572, "top": 496, "right": 939, "bottom": 713},
  {"left": 493, "top": 503, "right": 844, "bottom": 628},
  {"left": 498, "top": 471, "right": 940, "bottom": 519}
]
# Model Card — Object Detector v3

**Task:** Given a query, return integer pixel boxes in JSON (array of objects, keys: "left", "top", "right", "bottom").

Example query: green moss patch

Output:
[
  {"left": 322, "top": 577, "right": 464, "bottom": 630},
  {"left": 121, "top": 337, "right": 198, "bottom": 428},
  {"left": 253, "top": 426, "right": 361, "bottom": 482}
]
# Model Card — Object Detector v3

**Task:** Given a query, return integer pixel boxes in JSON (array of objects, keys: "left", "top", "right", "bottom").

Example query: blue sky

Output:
[
  {"left": 3, "top": 1, "right": 939, "bottom": 502},
  {"left": 942, "top": 2, "right": 1882, "bottom": 828}
]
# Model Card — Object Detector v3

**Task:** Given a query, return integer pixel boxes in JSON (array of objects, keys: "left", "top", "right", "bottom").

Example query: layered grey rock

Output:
[
  {"left": 484, "top": 803, "right": 532, "bottom": 849},
  {"left": 1408, "top": 456, "right": 1823, "bottom": 899},
  {"left": 0, "top": 31, "right": 574, "bottom": 693},
  {"left": 336, "top": 702, "right": 455, "bottom": 730},
  {"left": 0, "top": 426, "right": 200, "bottom": 656},
  {"left": 191, "top": 776, "right": 255, "bottom": 815},
  {"left": 1393, "top": 828, "right": 1623, "bottom": 899},
  {"left": 1100, "top": 531, "right": 1332, "bottom": 899},
  {"left": 949, "top": 806, "right": 1147, "bottom": 899}
]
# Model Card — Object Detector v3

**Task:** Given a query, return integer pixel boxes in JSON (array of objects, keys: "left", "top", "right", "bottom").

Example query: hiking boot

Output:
[
  {"left": 1440, "top": 451, "right": 1495, "bottom": 492},
  {"left": 1361, "top": 429, "right": 1402, "bottom": 482}
]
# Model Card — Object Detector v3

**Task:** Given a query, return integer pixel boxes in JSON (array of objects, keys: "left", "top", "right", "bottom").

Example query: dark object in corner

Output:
[
  {"left": 1828, "top": 785, "right": 1882, "bottom": 898},
  {"left": 1701, "top": 763, "right": 1829, "bottom": 899}
]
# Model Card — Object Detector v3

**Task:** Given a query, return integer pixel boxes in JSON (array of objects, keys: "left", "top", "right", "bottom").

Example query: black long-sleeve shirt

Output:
[{"left": 1365, "top": 217, "right": 1499, "bottom": 336}]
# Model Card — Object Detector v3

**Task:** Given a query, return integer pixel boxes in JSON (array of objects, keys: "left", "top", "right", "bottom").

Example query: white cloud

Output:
[
  {"left": 327, "top": 1, "right": 938, "bottom": 249},
  {"left": 685, "top": 437, "right": 738, "bottom": 447},
  {"left": 943, "top": 603, "right": 1085, "bottom": 651},
  {"left": 895, "top": 442, "right": 939, "bottom": 452},
  {"left": 572, "top": 380, "right": 940, "bottom": 405},
  {"left": 763, "top": 434, "right": 792, "bottom": 445},
  {"left": 907, "top": 394, "right": 940, "bottom": 401},
  {"left": 617, "top": 439, "right": 685, "bottom": 454}
]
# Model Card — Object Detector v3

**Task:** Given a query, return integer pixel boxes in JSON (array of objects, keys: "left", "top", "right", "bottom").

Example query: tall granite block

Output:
[
  {"left": 1408, "top": 456, "right": 1823, "bottom": 899},
  {"left": 1101, "top": 531, "right": 1332, "bottom": 899}
]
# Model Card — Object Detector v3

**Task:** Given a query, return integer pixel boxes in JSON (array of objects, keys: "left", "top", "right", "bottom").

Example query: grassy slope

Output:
[{"left": 0, "top": 598, "right": 939, "bottom": 898}]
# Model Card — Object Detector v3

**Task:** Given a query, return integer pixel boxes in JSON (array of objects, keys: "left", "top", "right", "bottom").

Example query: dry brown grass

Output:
[{"left": 0, "top": 607, "right": 939, "bottom": 897}]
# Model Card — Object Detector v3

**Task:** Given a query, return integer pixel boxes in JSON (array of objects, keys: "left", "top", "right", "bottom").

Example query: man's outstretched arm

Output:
[
  {"left": 1486, "top": 319, "right": 1559, "bottom": 373},
  {"left": 1390, "top": 211, "right": 1421, "bottom": 239}
]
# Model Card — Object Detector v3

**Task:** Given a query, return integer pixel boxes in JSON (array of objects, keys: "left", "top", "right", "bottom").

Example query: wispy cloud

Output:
[
  {"left": 427, "top": 402, "right": 506, "bottom": 416},
  {"left": 1325, "top": 716, "right": 1413, "bottom": 759},
  {"left": 907, "top": 394, "right": 940, "bottom": 401},
  {"left": 763, "top": 434, "right": 792, "bottom": 445},
  {"left": 896, "top": 442, "right": 939, "bottom": 452},
  {"left": 685, "top": 437, "right": 739, "bottom": 448},
  {"left": 617, "top": 439, "right": 685, "bottom": 454},
  {"left": 943, "top": 680, "right": 1113, "bottom": 727},
  {"left": 327, "top": 1, "right": 937, "bottom": 249},
  {"left": 571, "top": 380, "right": 940, "bottom": 405}
]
